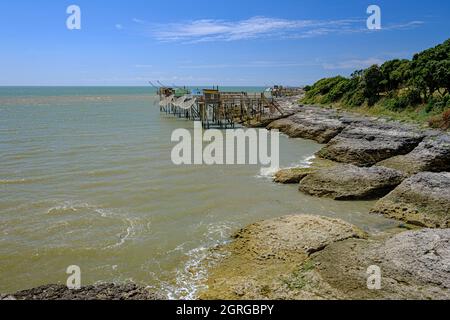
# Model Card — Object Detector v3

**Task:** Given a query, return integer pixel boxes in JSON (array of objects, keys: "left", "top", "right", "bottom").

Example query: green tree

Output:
[
  {"left": 362, "top": 65, "right": 383, "bottom": 105},
  {"left": 436, "top": 60, "right": 450, "bottom": 96},
  {"left": 380, "top": 59, "right": 411, "bottom": 91}
]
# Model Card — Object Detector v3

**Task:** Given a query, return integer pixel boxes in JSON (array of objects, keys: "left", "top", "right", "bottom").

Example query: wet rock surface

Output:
[
  {"left": 298, "top": 164, "right": 406, "bottom": 200},
  {"left": 371, "top": 172, "right": 450, "bottom": 228},
  {"left": 1, "top": 283, "right": 163, "bottom": 300}
]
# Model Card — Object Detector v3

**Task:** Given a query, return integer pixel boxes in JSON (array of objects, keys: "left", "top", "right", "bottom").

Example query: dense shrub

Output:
[
  {"left": 343, "top": 89, "right": 365, "bottom": 107},
  {"left": 301, "top": 38, "right": 450, "bottom": 117},
  {"left": 327, "top": 78, "right": 351, "bottom": 102}
]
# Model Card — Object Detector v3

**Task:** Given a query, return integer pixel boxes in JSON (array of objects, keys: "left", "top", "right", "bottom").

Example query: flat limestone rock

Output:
[
  {"left": 318, "top": 123, "right": 424, "bottom": 167},
  {"left": 200, "top": 215, "right": 366, "bottom": 300},
  {"left": 380, "top": 229, "right": 450, "bottom": 289},
  {"left": 312, "top": 228, "right": 450, "bottom": 300},
  {"left": 2, "top": 283, "right": 163, "bottom": 300},
  {"left": 377, "top": 134, "right": 450, "bottom": 175},
  {"left": 371, "top": 172, "right": 450, "bottom": 228},
  {"left": 299, "top": 164, "right": 406, "bottom": 200},
  {"left": 233, "top": 215, "right": 367, "bottom": 258},
  {"left": 267, "top": 107, "right": 345, "bottom": 144},
  {"left": 200, "top": 215, "right": 450, "bottom": 300}
]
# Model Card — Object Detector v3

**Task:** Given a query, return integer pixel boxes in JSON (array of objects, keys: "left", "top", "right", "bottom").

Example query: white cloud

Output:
[{"left": 115, "top": 24, "right": 123, "bottom": 30}]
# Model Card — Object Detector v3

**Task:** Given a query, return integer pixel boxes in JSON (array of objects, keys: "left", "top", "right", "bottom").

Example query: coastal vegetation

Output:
[{"left": 302, "top": 39, "right": 450, "bottom": 130}]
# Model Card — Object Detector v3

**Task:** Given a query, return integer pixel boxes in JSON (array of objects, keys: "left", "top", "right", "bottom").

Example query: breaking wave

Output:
[{"left": 167, "top": 222, "right": 235, "bottom": 300}]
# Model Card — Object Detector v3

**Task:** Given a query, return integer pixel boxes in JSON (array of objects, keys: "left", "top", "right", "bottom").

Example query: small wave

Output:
[
  {"left": 0, "top": 178, "right": 39, "bottom": 185},
  {"left": 46, "top": 201, "right": 93, "bottom": 215},
  {"left": 256, "top": 166, "right": 280, "bottom": 179},
  {"left": 104, "top": 218, "right": 136, "bottom": 249},
  {"left": 45, "top": 200, "right": 137, "bottom": 249},
  {"left": 93, "top": 208, "right": 115, "bottom": 218},
  {"left": 294, "top": 155, "right": 316, "bottom": 168},
  {"left": 255, "top": 154, "right": 316, "bottom": 179}
]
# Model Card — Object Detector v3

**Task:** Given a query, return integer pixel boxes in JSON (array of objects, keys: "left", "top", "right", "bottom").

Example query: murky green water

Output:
[{"left": 0, "top": 87, "right": 398, "bottom": 298}]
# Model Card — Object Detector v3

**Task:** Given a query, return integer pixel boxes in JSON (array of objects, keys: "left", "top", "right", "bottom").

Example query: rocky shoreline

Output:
[
  {"left": 200, "top": 100, "right": 449, "bottom": 300},
  {"left": 268, "top": 100, "right": 450, "bottom": 228}
]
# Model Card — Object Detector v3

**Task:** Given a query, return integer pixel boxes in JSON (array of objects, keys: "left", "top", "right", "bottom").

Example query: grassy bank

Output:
[
  {"left": 301, "top": 39, "right": 450, "bottom": 130},
  {"left": 305, "top": 99, "right": 450, "bottom": 129}
]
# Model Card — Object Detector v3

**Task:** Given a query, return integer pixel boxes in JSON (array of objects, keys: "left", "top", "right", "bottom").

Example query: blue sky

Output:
[{"left": 0, "top": 0, "right": 449, "bottom": 86}]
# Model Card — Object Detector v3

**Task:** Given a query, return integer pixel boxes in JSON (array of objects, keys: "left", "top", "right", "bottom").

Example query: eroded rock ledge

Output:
[
  {"left": 317, "top": 122, "right": 425, "bottom": 167},
  {"left": 200, "top": 215, "right": 450, "bottom": 300},
  {"left": 371, "top": 172, "right": 450, "bottom": 228},
  {"left": 378, "top": 134, "right": 450, "bottom": 175},
  {"left": 1, "top": 283, "right": 163, "bottom": 300},
  {"left": 298, "top": 164, "right": 406, "bottom": 200},
  {"left": 266, "top": 105, "right": 449, "bottom": 170}
]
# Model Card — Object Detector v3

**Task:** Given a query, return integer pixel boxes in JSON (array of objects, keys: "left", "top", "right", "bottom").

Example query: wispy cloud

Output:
[
  {"left": 134, "top": 64, "right": 153, "bottom": 68},
  {"left": 133, "top": 16, "right": 424, "bottom": 43},
  {"left": 322, "top": 58, "right": 385, "bottom": 70},
  {"left": 383, "top": 20, "right": 424, "bottom": 30},
  {"left": 179, "top": 58, "right": 387, "bottom": 71},
  {"left": 132, "top": 18, "right": 145, "bottom": 24},
  {"left": 179, "top": 60, "right": 320, "bottom": 69},
  {"left": 115, "top": 24, "right": 123, "bottom": 30}
]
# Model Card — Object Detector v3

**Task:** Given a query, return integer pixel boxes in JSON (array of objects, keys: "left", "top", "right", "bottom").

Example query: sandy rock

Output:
[
  {"left": 318, "top": 123, "right": 424, "bottom": 167},
  {"left": 312, "top": 228, "right": 450, "bottom": 300},
  {"left": 232, "top": 215, "right": 367, "bottom": 258},
  {"left": 201, "top": 215, "right": 450, "bottom": 300},
  {"left": 377, "top": 134, "right": 450, "bottom": 175},
  {"left": 299, "top": 164, "right": 406, "bottom": 200},
  {"left": 200, "top": 215, "right": 366, "bottom": 300},
  {"left": 379, "top": 229, "right": 450, "bottom": 289},
  {"left": 371, "top": 172, "right": 450, "bottom": 228},
  {"left": 3, "top": 283, "right": 163, "bottom": 300},
  {"left": 274, "top": 168, "right": 315, "bottom": 184}
]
